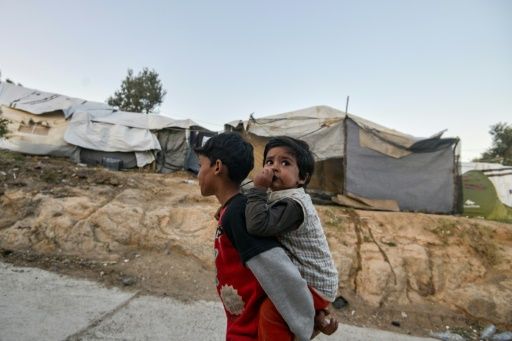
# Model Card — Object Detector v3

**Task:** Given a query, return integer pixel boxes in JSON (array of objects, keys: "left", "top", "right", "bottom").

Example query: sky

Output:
[{"left": 1, "top": 0, "right": 511, "bottom": 162}]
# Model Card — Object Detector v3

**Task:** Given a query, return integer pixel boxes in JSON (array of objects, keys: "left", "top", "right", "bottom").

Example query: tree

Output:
[
  {"left": 107, "top": 68, "right": 167, "bottom": 114},
  {"left": 475, "top": 122, "right": 512, "bottom": 165}
]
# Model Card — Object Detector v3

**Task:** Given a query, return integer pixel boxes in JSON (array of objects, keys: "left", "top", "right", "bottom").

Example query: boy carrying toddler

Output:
[
  {"left": 246, "top": 136, "right": 339, "bottom": 340},
  {"left": 195, "top": 133, "right": 316, "bottom": 340}
]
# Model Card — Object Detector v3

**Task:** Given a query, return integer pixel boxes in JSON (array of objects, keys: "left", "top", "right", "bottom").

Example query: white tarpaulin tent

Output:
[
  {"left": 227, "top": 105, "right": 428, "bottom": 161},
  {"left": 0, "top": 105, "right": 77, "bottom": 157},
  {"left": 0, "top": 82, "right": 211, "bottom": 170},
  {"left": 227, "top": 105, "right": 460, "bottom": 213},
  {"left": 0, "top": 81, "right": 113, "bottom": 118}
]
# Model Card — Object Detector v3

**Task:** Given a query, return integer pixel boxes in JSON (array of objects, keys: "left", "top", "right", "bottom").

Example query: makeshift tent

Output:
[
  {"left": 0, "top": 81, "right": 113, "bottom": 119},
  {"left": 0, "top": 105, "right": 79, "bottom": 158},
  {"left": 226, "top": 105, "right": 460, "bottom": 213},
  {"left": 462, "top": 163, "right": 512, "bottom": 222},
  {"left": 0, "top": 82, "right": 212, "bottom": 172},
  {"left": 156, "top": 129, "right": 216, "bottom": 173},
  {"left": 461, "top": 161, "right": 510, "bottom": 174}
]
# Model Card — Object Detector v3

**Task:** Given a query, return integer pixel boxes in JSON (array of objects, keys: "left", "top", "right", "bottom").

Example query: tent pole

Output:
[{"left": 345, "top": 96, "right": 350, "bottom": 113}]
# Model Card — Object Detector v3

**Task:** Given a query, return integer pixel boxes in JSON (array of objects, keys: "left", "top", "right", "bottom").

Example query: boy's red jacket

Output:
[
  {"left": 215, "top": 193, "right": 315, "bottom": 341},
  {"left": 215, "top": 194, "right": 278, "bottom": 340}
]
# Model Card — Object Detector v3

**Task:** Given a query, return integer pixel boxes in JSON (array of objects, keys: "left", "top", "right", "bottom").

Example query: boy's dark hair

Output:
[
  {"left": 263, "top": 136, "right": 315, "bottom": 187},
  {"left": 194, "top": 132, "right": 254, "bottom": 185}
]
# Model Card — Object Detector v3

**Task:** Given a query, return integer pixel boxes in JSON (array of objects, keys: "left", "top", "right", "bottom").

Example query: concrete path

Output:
[{"left": 0, "top": 261, "right": 437, "bottom": 341}]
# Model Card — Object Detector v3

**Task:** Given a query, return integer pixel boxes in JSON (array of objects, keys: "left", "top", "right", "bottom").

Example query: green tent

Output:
[{"left": 462, "top": 170, "right": 512, "bottom": 223}]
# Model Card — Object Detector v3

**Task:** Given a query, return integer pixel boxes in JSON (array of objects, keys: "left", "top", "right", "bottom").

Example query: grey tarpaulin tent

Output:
[
  {"left": 226, "top": 105, "right": 460, "bottom": 213},
  {"left": 156, "top": 129, "right": 216, "bottom": 173}
]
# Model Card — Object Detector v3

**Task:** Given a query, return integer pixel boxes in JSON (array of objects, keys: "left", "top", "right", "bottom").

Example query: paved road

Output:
[{"left": 0, "top": 262, "right": 437, "bottom": 341}]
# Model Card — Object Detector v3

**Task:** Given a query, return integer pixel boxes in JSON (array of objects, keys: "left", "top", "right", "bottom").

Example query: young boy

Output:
[
  {"left": 245, "top": 136, "right": 339, "bottom": 340},
  {"left": 194, "top": 132, "right": 316, "bottom": 341}
]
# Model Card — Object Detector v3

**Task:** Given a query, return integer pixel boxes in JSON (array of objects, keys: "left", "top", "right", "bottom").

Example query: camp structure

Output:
[
  {"left": 462, "top": 162, "right": 512, "bottom": 223},
  {"left": 226, "top": 105, "right": 460, "bottom": 213},
  {"left": 0, "top": 82, "right": 213, "bottom": 173},
  {"left": 0, "top": 104, "right": 79, "bottom": 158}
]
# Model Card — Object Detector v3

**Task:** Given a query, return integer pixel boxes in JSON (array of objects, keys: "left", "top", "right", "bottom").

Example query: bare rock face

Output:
[
  {"left": 317, "top": 207, "right": 512, "bottom": 325},
  {"left": 0, "top": 171, "right": 218, "bottom": 265},
  {"left": 1, "top": 159, "right": 512, "bottom": 326}
]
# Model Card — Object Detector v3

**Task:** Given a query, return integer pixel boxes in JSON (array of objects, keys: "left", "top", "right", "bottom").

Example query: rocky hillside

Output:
[{"left": 1, "top": 150, "right": 511, "bottom": 337}]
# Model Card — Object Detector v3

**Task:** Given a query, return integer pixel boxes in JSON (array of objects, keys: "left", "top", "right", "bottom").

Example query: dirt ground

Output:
[
  {"left": 0, "top": 244, "right": 485, "bottom": 340},
  {"left": 1, "top": 246, "right": 483, "bottom": 340},
  {"left": 0, "top": 151, "right": 506, "bottom": 340}
]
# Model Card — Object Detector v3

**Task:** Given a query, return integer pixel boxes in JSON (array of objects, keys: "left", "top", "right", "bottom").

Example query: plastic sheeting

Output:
[
  {"left": 0, "top": 82, "right": 211, "bottom": 169},
  {"left": 230, "top": 105, "right": 460, "bottom": 213},
  {"left": 0, "top": 106, "right": 78, "bottom": 158},
  {"left": 156, "top": 129, "right": 188, "bottom": 173},
  {"left": 91, "top": 111, "right": 201, "bottom": 130},
  {"left": 0, "top": 82, "right": 113, "bottom": 118},
  {"left": 462, "top": 163, "right": 512, "bottom": 207},
  {"left": 227, "top": 106, "right": 344, "bottom": 161},
  {"left": 64, "top": 112, "right": 161, "bottom": 152},
  {"left": 483, "top": 169, "right": 512, "bottom": 208},
  {"left": 345, "top": 119, "right": 457, "bottom": 213},
  {"left": 226, "top": 105, "right": 428, "bottom": 162}
]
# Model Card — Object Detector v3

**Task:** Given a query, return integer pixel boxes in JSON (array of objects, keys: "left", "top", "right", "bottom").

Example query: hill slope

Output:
[{"left": 1, "top": 150, "right": 511, "bottom": 339}]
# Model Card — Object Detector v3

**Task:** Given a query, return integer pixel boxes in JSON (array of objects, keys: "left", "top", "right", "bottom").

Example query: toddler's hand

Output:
[
  {"left": 253, "top": 168, "right": 274, "bottom": 189},
  {"left": 314, "top": 309, "right": 338, "bottom": 336}
]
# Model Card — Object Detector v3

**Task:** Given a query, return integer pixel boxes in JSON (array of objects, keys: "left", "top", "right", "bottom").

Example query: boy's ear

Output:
[{"left": 214, "top": 159, "right": 223, "bottom": 175}]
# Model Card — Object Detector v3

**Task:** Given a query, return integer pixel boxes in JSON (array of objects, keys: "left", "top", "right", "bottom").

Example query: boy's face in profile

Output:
[
  {"left": 263, "top": 146, "right": 303, "bottom": 191},
  {"left": 197, "top": 155, "right": 216, "bottom": 196}
]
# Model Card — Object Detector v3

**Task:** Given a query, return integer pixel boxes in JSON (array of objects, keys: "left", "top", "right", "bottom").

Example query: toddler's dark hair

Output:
[
  {"left": 263, "top": 136, "right": 315, "bottom": 187},
  {"left": 194, "top": 132, "right": 254, "bottom": 184}
]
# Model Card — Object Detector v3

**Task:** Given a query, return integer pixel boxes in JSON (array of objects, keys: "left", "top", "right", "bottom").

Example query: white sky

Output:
[{"left": 1, "top": 0, "right": 511, "bottom": 161}]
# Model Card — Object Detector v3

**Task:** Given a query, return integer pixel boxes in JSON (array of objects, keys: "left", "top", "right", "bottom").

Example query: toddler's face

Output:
[{"left": 263, "top": 146, "right": 303, "bottom": 191}]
